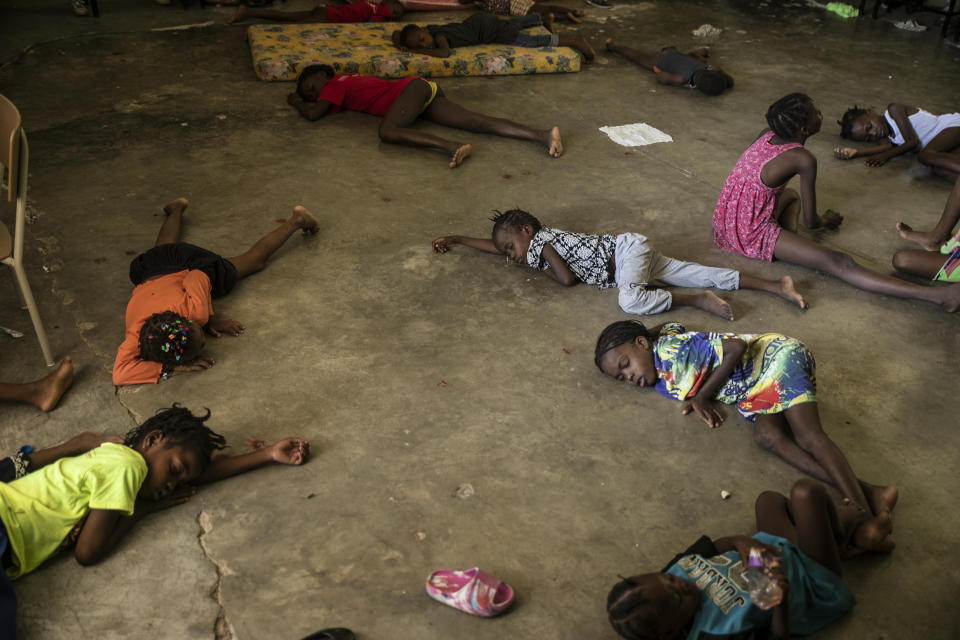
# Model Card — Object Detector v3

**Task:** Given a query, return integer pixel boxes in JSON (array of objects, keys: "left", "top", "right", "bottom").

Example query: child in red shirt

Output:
[
  {"left": 112, "top": 198, "right": 319, "bottom": 386},
  {"left": 287, "top": 66, "right": 563, "bottom": 168},
  {"left": 228, "top": 0, "right": 404, "bottom": 24}
]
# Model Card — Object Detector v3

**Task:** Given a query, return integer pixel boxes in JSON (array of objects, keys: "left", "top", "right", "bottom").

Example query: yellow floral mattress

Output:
[{"left": 247, "top": 22, "right": 582, "bottom": 81}]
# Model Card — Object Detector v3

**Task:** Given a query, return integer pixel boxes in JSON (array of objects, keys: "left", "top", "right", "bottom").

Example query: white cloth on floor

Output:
[{"left": 599, "top": 123, "right": 673, "bottom": 147}]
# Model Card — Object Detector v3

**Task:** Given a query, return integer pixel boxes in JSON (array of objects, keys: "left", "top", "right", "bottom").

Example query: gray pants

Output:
[{"left": 614, "top": 233, "right": 740, "bottom": 315}]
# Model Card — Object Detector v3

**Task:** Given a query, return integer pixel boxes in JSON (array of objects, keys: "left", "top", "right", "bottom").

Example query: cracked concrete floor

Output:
[{"left": 1, "top": 0, "right": 960, "bottom": 638}]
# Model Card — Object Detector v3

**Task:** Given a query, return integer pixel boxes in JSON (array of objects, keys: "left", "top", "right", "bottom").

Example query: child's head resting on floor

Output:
[
  {"left": 490, "top": 208, "right": 543, "bottom": 264},
  {"left": 395, "top": 24, "right": 435, "bottom": 51},
  {"left": 138, "top": 311, "right": 205, "bottom": 369},
  {"left": 690, "top": 69, "right": 732, "bottom": 97},
  {"left": 594, "top": 320, "right": 659, "bottom": 387},
  {"left": 295, "top": 64, "right": 336, "bottom": 103},
  {"left": 765, "top": 92, "right": 821, "bottom": 142},
  {"left": 838, "top": 105, "right": 889, "bottom": 142},
  {"left": 607, "top": 572, "right": 701, "bottom": 640},
  {"left": 123, "top": 404, "right": 227, "bottom": 501}
]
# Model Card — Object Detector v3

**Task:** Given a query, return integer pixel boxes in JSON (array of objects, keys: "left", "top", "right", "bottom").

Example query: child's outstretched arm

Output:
[
  {"left": 287, "top": 93, "right": 333, "bottom": 122},
  {"left": 682, "top": 337, "right": 746, "bottom": 427},
  {"left": 27, "top": 431, "right": 122, "bottom": 470},
  {"left": 834, "top": 139, "right": 893, "bottom": 160},
  {"left": 432, "top": 235, "right": 500, "bottom": 254},
  {"left": 195, "top": 437, "right": 309, "bottom": 485}
]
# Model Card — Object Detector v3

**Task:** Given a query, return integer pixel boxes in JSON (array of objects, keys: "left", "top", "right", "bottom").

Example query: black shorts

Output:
[{"left": 129, "top": 242, "right": 238, "bottom": 299}]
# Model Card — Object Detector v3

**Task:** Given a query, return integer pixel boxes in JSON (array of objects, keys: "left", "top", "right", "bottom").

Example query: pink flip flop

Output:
[{"left": 425, "top": 567, "right": 514, "bottom": 617}]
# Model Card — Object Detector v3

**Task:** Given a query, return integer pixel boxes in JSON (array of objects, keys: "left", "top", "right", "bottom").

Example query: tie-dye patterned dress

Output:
[{"left": 652, "top": 323, "right": 816, "bottom": 422}]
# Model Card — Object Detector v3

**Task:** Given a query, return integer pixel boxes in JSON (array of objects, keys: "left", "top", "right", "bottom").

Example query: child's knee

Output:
[
  {"left": 891, "top": 250, "right": 911, "bottom": 272},
  {"left": 378, "top": 122, "right": 399, "bottom": 143},
  {"left": 789, "top": 478, "right": 827, "bottom": 505},
  {"left": 823, "top": 249, "right": 856, "bottom": 274},
  {"left": 752, "top": 421, "right": 781, "bottom": 451},
  {"left": 754, "top": 490, "right": 784, "bottom": 517},
  {"left": 618, "top": 286, "right": 669, "bottom": 316}
]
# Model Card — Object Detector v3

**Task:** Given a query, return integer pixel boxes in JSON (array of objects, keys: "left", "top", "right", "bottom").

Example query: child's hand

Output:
[
  {"left": 821, "top": 210, "right": 843, "bottom": 229},
  {"left": 432, "top": 236, "right": 459, "bottom": 253},
  {"left": 682, "top": 396, "right": 725, "bottom": 428},
  {"left": 205, "top": 317, "right": 244, "bottom": 338},
  {"left": 505, "top": 255, "right": 526, "bottom": 267},
  {"left": 139, "top": 486, "right": 197, "bottom": 514},
  {"left": 765, "top": 563, "right": 790, "bottom": 596},
  {"left": 833, "top": 147, "right": 857, "bottom": 160},
  {"left": 268, "top": 438, "right": 310, "bottom": 465},
  {"left": 731, "top": 537, "right": 781, "bottom": 566},
  {"left": 173, "top": 354, "right": 216, "bottom": 372}
]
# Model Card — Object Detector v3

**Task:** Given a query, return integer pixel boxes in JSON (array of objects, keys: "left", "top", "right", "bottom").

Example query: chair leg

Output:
[
  {"left": 11, "top": 263, "right": 54, "bottom": 367},
  {"left": 9, "top": 268, "right": 27, "bottom": 309}
]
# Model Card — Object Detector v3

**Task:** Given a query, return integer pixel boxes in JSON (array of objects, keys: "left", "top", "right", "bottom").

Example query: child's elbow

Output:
[
  {"left": 559, "top": 274, "right": 578, "bottom": 286},
  {"left": 74, "top": 547, "right": 101, "bottom": 566}
]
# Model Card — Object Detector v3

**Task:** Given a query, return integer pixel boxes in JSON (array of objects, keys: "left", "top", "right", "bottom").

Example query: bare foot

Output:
[
  {"left": 449, "top": 143, "right": 471, "bottom": 168},
  {"left": 896, "top": 221, "right": 944, "bottom": 251},
  {"left": 227, "top": 5, "right": 247, "bottom": 23},
  {"left": 289, "top": 205, "right": 319, "bottom": 235},
  {"left": 865, "top": 484, "right": 899, "bottom": 514},
  {"left": 777, "top": 275, "right": 807, "bottom": 310},
  {"left": 543, "top": 12, "right": 555, "bottom": 34},
  {"left": 33, "top": 357, "right": 74, "bottom": 412},
  {"left": 850, "top": 511, "right": 896, "bottom": 554},
  {"left": 563, "top": 9, "right": 584, "bottom": 23},
  {"left": 576, "top": 38, "right": 596, "bottom": 63},
  {"left": 697, "top": 291, "right": 734, "bottom": 321},
  {"left": 545, "top": 126, "right": 563, "bottom": 158},
  {"left": 163, "top": 197, "right": 189, "bottom": 217},
  {"left": 940, "top": 282, "right": 960, "bottom": 313},
  {"left": 605, "top": 37, "right": 616, "bottom": 51}
]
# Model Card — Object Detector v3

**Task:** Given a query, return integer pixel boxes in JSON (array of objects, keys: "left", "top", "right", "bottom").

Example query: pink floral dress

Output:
[{"left": 712, "top": 131, "right": 802, "bottom": 262}]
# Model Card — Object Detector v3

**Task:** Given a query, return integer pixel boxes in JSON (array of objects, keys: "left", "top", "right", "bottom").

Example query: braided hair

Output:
[
  {"left": 838, "top": 105, "right": 867, "bottom": 139},
  {"left": 489, "top": 208, "right": 543, "bottom": 238},
  {"left": 124, "top": 404, "right": 227, "bottom": 467},
  {"left": 607, "top": 577, "right": 661, "bottom": 640},
  {"left": 765, "top": 92, "right": 815, "bottom": 141},
  {"left": 594, "top": 320, "right": 651, "bottom": 371},
  {"left": 138, "top": 311, "right": 201, "bottom": 368},
  {"left": 295, "top": 64, "right": 335, "bottom": 100}
]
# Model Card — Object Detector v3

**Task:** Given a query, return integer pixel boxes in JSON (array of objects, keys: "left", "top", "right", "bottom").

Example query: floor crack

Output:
[{"left": 197, "top": 509, "right": 236, "bottom": 640}]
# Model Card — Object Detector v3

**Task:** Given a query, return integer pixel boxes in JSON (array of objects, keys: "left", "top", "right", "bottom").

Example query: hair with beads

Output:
[
  {"left": 138, "top": 311, "right": 201, "bottom": 367},
  {"left": 295, "top": 64, "right": 335, "bottom": 100},
  {"left": 594, "top": 320, "right": 651, "bottom": 370},
  {"left": 489, "top": 208, "right": 543, "bottom": 238},
  {"left": 838, "top": 105, "right": 867, "bottom": 139},
  {"left": 607, "top": 576, "right": 661, "bottom": 640},
  {"left": 124, "top": 404, "right": 226, "bottom": 467},
  {"left": 765, "top": 92, "right": 816, "bottom": 141}
]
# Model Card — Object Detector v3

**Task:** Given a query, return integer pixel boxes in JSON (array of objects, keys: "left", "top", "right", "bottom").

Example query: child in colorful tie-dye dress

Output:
[{"left": 594, "top": 320, "right": 897, "bottom": 555}]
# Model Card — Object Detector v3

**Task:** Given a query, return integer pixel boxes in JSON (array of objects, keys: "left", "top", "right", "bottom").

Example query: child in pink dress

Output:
[{"left": 712, "top": 93, "right": 960, "bottom": 312}]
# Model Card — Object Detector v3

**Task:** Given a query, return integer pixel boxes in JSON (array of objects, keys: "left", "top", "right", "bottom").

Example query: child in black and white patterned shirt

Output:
[{"left": 432, "top": 209, "right": 807, "bottom": 319}]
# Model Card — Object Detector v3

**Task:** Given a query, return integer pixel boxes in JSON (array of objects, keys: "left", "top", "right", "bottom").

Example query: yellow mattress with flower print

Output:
[{"left": 247, "top": 22, "right": 581, "bottom": 81}]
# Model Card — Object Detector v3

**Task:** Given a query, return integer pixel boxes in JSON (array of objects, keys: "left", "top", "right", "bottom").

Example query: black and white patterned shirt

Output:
[{"left": 525, "top": 227, "right": 617, "bottom": 289}]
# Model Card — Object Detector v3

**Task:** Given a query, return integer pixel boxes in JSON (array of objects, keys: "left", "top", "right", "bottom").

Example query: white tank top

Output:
[{"left": 885, "top": 108, "right": 960, "bottom": 148}]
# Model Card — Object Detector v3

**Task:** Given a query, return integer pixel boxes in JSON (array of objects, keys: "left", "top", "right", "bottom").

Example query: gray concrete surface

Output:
[{"left": 1, "top": 0, "right": 959, "bottom": 638}]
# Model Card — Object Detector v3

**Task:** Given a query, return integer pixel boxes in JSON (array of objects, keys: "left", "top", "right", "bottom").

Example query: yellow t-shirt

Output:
[{"left": 0, "top": 442, "right": 147, "bottom": 579}]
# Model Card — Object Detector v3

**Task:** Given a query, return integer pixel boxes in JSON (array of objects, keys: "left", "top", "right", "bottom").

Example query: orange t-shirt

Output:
[{"left": 112, "top": 270, "right": 214, "bottom": 386}]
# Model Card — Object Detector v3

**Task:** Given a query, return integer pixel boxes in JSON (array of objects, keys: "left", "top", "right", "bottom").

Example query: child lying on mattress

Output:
[
  {"left": 288, "top": 66, "right": 563, "bottom": 167},
  {"left": 393, "top": 12, "right": 594, "bottom": 62},
  {"left": 229, "top": 0, "right": 404, "bottom": 24}
]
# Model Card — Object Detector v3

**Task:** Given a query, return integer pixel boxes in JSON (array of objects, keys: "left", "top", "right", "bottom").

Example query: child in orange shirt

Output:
[{"left": 112, "top": 198, "right": 318, "bottom": 386}]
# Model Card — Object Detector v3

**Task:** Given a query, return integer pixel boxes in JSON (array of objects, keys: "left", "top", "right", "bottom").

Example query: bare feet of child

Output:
[
  {"left": 574, "top": 38, "right": 595, "bottom": 63},
  {"left": 449, "top": 143, "right": 472, "bottom": 168},
  {"left": 896, "top": 221, "right": 945, "bottom": 251},
  {"left": 563, "top": 9, "right": 584, "bottom": 23},
  {"left": 938, "top": 282, "right": 960, "bottom": 312},
  {"left": 227, "top": 5, "right": 248, "bottom": 23},
  {"left": 543, "top": 12, "right": 555, "bottom": 34},
  {"left": 163, "top": 197, "right": 189, "bottom": 217},
  {"left": 696, "top": 291, "right": 734, "bottom": 321},
  {"left": 543, "top": 126, "right": 563, "bottom": 158},
  {"left": 32, "top": 357, "right": 75, "bottom": 412},
  {"left": 289, "top": 205, "right": 320, "bottom": 235},
  {"left": 864, "top": 483, "right": 899, "bottom": 515},
  {"left": 850, "top": 511, "right": 895, "bottom": 554},
  {"left": 776, "top": 275, "right": 807, "bottom": 310}
]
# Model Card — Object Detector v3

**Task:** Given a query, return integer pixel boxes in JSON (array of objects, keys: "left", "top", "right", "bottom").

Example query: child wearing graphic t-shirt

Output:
[
  {"left": 432, "top": 209, "right": 806, "bottom": 320},
  {"left": 0, "top": 406, "right": 309, "bottom": 635},
  {"left": 607, "top": 480, "right": 868, "bottom": 640}
]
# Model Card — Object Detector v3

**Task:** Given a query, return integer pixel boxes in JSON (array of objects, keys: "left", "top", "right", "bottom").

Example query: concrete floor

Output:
[{"left": 1, "top": 0, "right": 959, "bottom": 638}]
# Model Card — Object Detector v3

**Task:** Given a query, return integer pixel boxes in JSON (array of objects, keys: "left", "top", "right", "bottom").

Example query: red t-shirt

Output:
[
  {"left": 317, "top": 74, "right": 419, "bottom": 117},
  {"left": 326, "top": 1, "right": 392, "bottom": 22}
]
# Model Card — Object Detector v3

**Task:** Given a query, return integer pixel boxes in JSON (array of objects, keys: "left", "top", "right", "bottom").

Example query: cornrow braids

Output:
[
  {"left": 607, "top": 577, "right": 660, "bottom": 640},
  {"left": 489, "top": 208, "right": 543, "bottom": 237},
  {"left": 138, "top": 311, "right": 199, "bottom": 368},
  {"left": 594, "top": 320, "right": 651, "bottom": 370},
  {"left": 765, "top": 92, "right": 815, "bottom": 141},
  {"left": 295, "top": 64, "right": 335, "bottom": 99},
  {"left": 124, "top": 404, "right": 227, "bottom": 467},
  {"left": 838, "top": 105, "right": 867, "bottom": 139}
]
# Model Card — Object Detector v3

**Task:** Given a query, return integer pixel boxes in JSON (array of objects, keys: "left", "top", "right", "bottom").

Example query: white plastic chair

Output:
[{"left": 1, "top": 94, "right": 54, "bottom": 366}]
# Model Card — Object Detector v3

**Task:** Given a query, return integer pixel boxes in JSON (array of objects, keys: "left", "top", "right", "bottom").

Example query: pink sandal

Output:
[{"left": 425, "top": 567, "right": 514, "bottom": 617}]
